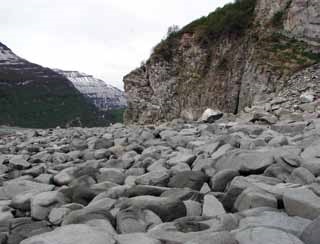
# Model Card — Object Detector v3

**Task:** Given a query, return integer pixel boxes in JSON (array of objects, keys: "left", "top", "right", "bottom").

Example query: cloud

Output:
[{"left": 1, "top": 0, "right": 231, "bottom": 89}]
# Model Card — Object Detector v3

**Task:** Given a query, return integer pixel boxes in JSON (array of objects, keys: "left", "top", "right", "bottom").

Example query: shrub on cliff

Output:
[
  {"left": 183, "top": 0, "right": 256, "bottom": 37},
  {"left": 152, "top": 0, "right": 257, "bottom": 60},
  {"left": 152, "top": 25, "right": 180, "bottom": 62}
]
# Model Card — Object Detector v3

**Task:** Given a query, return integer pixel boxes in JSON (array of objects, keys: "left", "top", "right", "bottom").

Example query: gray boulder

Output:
[
  {"left": 116, "top": 233, "right": 161, "bottom": 244},
  {"left": 283, "top": 188, "right": 320, "bottom": 219},
  {"left": 20, "top": 224, "right": 115, "bottom": 244},
  {"left": 202, "top": 194, "right": 226, "bottom": 217},
  {"left": 271, "top": 122, "right": 308, "bottom": 136},
  {"left": 61, "top": 205, "right": 114, "bottom": 226},
  {"left": 210, "top": 169, "right": 239, "bottom": 192},
  {"left": 118, "top": 196, "right": 186, "bottom": 222},
  {"left": 183, "top": 200, "right": 202, "bottom": 217},
  {"left": 301, "top": 216, "right": 320, "bottom": 244},
  {"left": 53, "top": 167, "right": 76, "bottom": 186},
  {"left": 167, "top": 152, "right": 196, "bottom": 166},
  {"left": 234, "top": 188, "right": 278, "bottom": 211},
  {"left": 116, "top": 207, "right": 162, "bottom": 233},
  {"left": 52, "top": 152, "right": 69, "bottom": 164},
  {"left": 135, "top": 171, "right": 170, "bottom": 186},
  {"left": 288, "top": 167, "right": 316, "bottom": 185},
  {"left": 185, "top": 232, "right": 238, "bottom": 244},
  {"left": 97, "top": 168, "right": 125, "bottom": 185},
  {"left": 168, "top": 171, "right": 208, "bottom": 191},
  {"left": 234, "top": 227, "right": 304, "bottom": 244},
  {"left": 148, "top": 215, "right": 238, "bottom": 243},
  {"left": 199, "top": 109, "right": 223, "bottom": 123},
  {"left": 239, "top": 210, "right": 311, "bottom": 236},
  {"left": 93, "top": 138, "right": 114, "bottom": 150},
  {"left": 31, "top": 191, "right": 67, "bottom": 220},
  {"left": 2, "top": 180, "right": 54, "bottom": 200},
  {"left": 71, "top": 138, "right": 88, "bottom": 150},
  {"left": 7, "top": 218, "right": 53, "bottom": 244},
  {"left": 9, "top": 156, "right": 31, "bottom": 170},
  {"left": 301, "top": 141, "right": 320, "bottom": 176},
  {"left": 215, "top": 149, "right": 274, "bottom": 174}
]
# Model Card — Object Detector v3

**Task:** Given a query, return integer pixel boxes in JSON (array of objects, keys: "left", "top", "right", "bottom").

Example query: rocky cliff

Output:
[
  {"left": 0, "top": 42, "right": 104, "bottom": 128},
  {"left": 54, "top": 70, "right": 127, "bottom": 111},
  {"left": 124, "top": 0, "right": 320, "bottom": 124}
]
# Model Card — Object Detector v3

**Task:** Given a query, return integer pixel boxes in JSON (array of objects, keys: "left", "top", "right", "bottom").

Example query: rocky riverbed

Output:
[{"left": 1, "top": 113, "right": 320, "bottom": 244}]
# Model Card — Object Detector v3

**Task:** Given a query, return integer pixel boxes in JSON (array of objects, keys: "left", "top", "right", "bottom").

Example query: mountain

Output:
[
  {"left": 0, "top": 42, "right": 105, "bottom": 128},
  {"left": 54, "top": 69, "right": 127, "bottom": 111},
  {"left": 124, "top": 0, "right": 320, "bottom": 124}
]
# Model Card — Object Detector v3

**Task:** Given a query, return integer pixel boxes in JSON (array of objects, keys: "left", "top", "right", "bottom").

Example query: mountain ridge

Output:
[
  {"left": 54, "top": 69, "right": 127, "bottom": 111},
  {"left": 0, "top": 41, "right": 105, "bottom": 128}
]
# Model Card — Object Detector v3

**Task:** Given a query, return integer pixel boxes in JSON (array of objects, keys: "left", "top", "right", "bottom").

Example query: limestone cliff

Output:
[{"left": 124, "top": 0, "right": 320, "bottom": 124}]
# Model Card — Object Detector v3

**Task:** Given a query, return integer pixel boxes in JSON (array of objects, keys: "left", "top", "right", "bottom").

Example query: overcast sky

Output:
[{"left": 1, "top": 0, "right": 231, "bottom": 89}]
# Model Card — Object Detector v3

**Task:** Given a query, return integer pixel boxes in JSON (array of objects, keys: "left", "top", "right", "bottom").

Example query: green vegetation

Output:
[
  {"left": 261, "top": 33, "right": 320, "bottom": 72},
  {"left": 182, "top": 0, "right": 257, "bottom": 38},
  {"left": 272, "top": 11, "right": 285, "bottom": 27},
  {"left": 152, "top": 0, "right": 257, "bottom": 60},
  {"left": 152, "top": 31, "right": 180, "bottom": 62},
  {"left": 0, "top": 64, "right": 110, "bottom": 128},
  {"left": 0, "top": 85, "right": 106, "bottom": 128},
  {"left": 103, "top": 108, "right": 125, "bottom": 124}
]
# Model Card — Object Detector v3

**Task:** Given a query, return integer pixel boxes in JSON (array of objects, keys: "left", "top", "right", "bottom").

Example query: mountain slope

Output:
[
  {"left": 0, "top": 42, "right": 104, "bottom": 128},
  {"left": 54, "top": 69, "right": 127, "bottom": 111},
  {"left": 124, "top": 0, "right": 320, "bottom": 124}
]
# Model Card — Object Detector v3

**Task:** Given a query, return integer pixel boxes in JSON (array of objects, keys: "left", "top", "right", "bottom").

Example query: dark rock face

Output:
[{"left": 123, "top": 0, "right": 320, "bottom": 124}]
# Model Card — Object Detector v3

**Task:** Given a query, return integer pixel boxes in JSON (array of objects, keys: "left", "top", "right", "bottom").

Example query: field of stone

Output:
[{"left": 0, "top": 115, "right": 320, "bottom": 244}]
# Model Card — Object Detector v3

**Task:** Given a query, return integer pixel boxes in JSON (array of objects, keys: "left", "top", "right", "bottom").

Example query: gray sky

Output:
[{"left": 1, "top": 0, "right": 231, "bottom": 89}]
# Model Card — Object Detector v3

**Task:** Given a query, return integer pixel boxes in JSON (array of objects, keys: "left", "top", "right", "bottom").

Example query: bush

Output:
[
  {"left": 267, "top": 33, "right": 320, "bottom": 67},
  {"left": 152, "top": 25, "right": 180, "bottom": 61},
  {"left": 102, "top": 108, "right": 125, "bottom": 124},
  {"left": 152, "top": 0, "right": 257, "bottom": 60},
  {"left": 182, "top": 0, "right": 257, "bottom": 39},
  {"left": 152, "top": 32, "right": 180, "bottom": 62},
  {"left": 167, "top": 25, "right": 180, "bottom": 37}
]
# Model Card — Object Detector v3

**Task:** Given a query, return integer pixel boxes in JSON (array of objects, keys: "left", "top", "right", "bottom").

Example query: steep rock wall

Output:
[{"left": 124, "top": 0, "right": 320, "bottom": 124}]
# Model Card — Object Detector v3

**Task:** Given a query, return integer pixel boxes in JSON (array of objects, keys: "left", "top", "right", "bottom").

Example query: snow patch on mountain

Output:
[
  {"left": 0, "top": 43, "right": 22, "bottom": 63},
  {"left": 54, "top": 69, "right": 127, "bottom": 111}
]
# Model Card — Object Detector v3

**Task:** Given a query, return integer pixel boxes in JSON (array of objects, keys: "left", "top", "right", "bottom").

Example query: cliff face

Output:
[
  {"left": 0, "top": 42, "right": 103, "bottom": 128},
  {"left": 54, "top": 70, "right": 127, "bottom": 111},
  {"left": 124, "top": 0, "right": 320, "bottom": 124}
]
